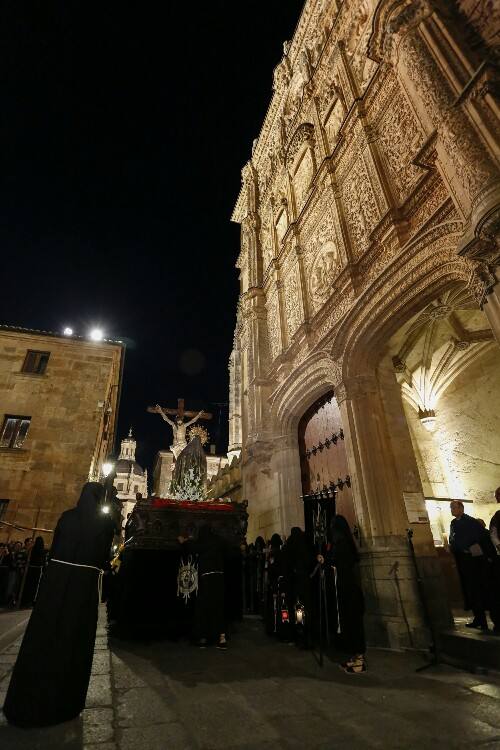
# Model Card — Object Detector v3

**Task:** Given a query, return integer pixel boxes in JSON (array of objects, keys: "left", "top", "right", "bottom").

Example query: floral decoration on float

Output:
[{"left": 151, "top": 497, "right": 235, "bottom": 511}]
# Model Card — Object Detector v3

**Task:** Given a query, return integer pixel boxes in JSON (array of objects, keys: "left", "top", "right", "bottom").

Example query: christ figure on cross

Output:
[{"left": 148, "top": 399, "right": 212, "bottom": 459}]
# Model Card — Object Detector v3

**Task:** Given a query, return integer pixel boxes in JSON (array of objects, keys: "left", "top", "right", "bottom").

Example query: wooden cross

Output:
[{"left": 147, "top": 398, "right": 212, "bottom": 422}]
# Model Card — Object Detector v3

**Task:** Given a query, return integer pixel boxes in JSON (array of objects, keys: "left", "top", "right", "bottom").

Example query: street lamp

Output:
[
  {"left": 63, "top": 327, "right": 73, "bottom": 336},
  {"left": 102, "top": 461, "right": 114, "bottom": 478},
  {"left": 90, "top": 328, "right": 104, "bottom": 341}
]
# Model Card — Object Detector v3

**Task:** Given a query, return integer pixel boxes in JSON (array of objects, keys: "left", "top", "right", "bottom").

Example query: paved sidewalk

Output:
[
  {"left": 0, "top": 608, "right": 31, "bottom": 653},
  {"left": 1, "top": 608, "right": 500, "bottom": 749}
]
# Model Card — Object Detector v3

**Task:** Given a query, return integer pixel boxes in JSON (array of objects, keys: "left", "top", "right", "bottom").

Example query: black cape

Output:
[{"left": 3, "top": 482, "right": 113, "bottom": 727}]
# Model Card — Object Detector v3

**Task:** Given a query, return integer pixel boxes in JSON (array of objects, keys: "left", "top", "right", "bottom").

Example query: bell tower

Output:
[{"left": 119, "top": 427, "right": 137, "bottom": 461}]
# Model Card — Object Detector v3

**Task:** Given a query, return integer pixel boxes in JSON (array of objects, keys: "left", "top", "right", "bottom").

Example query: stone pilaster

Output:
[{"left": 335, "top": 366, "right": 452, "bottom": 648}]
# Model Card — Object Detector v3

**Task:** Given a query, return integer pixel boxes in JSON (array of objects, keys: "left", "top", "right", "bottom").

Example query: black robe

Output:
[
  {"left": 3, "top": 482, "right": 113, "bottom": 727},
  {"left": 325, "top": 516, "right": 365, "bottom": 655},
  {"left": 183, "top": 527, "right": 226, "bottom": 641},
  {"left": 282, "top": 528, "right": 314, "bottom": 646}
]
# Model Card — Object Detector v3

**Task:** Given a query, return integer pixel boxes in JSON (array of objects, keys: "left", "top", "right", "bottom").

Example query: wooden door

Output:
[{"left": 298, "top": 391, "right": 356, "bottom": 530}]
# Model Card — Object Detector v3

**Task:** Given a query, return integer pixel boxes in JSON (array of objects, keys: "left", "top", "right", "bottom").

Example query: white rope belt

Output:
[
  {"left": 51, "top": 559, "right": 104, "bottom": 603},
  {"left": 201, "top": 571, "right": 223, "bottom": 577}
]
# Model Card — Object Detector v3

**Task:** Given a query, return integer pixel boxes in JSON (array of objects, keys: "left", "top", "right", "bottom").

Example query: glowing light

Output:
[
  {"left": 418, "top": 408, "right": 437, "bottom": 432},
  {"left": 63, "top": 327, "right": 73, "bottom": 336},
  {"left": 102, "top": 505, "right": 110, "bottom": 514},
  {"left": 420, "top": 416, "right": 437, "bottom": 432},
  {"left": 90, "top": 328, "right": 104, "bottom": 341},
  {"left": 102, "top": 461, "right": 114, "bottom": 477}
]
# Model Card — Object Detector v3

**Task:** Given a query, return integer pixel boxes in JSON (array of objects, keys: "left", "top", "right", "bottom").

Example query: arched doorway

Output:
[
  {"left": 298, "top": 390, "right": 356, "bottom": 530},
  {"left": 385, "top": 286, "right": 500, "bottom": 609}
]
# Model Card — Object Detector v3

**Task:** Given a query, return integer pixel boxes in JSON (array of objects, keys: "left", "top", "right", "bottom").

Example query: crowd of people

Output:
[
  {"left": 2, "top": 482, "right": 500, "bottom": 728},
  {"left": 240, "top": 516, "right": 367, "bottom": 674},
  {"left": 0, "top": 536, "right": 47, "bottom": 607}
]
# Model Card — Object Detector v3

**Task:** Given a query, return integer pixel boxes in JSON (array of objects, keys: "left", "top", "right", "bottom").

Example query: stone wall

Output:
[{"left": 0, "top": 328, "right": 123, "bottom": 542}]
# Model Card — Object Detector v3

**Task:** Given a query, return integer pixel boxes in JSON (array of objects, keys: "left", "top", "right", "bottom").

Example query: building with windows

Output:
[
  {"left": 0, "top": 325, "right": 125, "bottom": 542},
  {"left": 229, "top": 0, "right": 500, "bottom": 649},
  {"left": 113, "top": 429, "right": 148, "bottom": 523}
]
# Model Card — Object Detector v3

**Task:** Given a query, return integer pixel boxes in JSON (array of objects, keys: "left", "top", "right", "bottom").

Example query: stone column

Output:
[{"left": 336, "top": 367, "right": 452, "bottom": 649}]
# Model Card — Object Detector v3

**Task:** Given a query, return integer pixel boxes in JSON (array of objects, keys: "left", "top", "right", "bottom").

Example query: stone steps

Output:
[{"left": 439, "top": 628, "right": 500, "bottom": 674}]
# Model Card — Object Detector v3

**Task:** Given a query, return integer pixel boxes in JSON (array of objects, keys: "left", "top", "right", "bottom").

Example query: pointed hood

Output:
[{"left": 77, "top": 482, "right": 104, "bottom": 516}]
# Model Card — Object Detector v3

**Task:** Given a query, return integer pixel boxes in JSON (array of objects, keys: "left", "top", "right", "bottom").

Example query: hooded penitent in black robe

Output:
[
  {"left": 265, "top": 534, "right": 285, "bottom": 636},
  {"left": 182, "top": 525, "right": 226, "bottom": 641},
  {"left": 327, "top": 515, "right": 365, "bottom": 655},
  {"left": 3, "top": 482, "right": 113, "bottom": 727},
  {"left": 282, "top": 527, "right": 314, "bottom": 646}
]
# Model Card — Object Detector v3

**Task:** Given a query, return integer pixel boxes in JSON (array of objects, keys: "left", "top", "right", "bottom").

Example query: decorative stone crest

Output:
[
  {"left": 286, "top": 123, "right": 315, "bottom": 167},
  {"left": 310, "top": 241, "right": 339, "bottom": 304}
]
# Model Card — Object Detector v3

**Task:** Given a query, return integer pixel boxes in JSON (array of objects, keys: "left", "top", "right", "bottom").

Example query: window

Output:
[
  {"left": 0, "top": 500, "right": 9, "bottom": 520},
  {"left": 22, "top": 350, "right": 50, "bottom": 375},
  {"left": 117, "top": 483, "right": 124, "bottom": 492},
  {"left": 0, "top": 416, "right": 31, "bottom": 448},
  {"left": 134, "top": 485, "right": 139, "bottom": 493}
]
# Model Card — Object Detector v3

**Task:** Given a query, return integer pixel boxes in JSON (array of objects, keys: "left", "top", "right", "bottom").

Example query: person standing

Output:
[
  {"left": 318, "top": 515, "right": 366, "bottom": 673},
  {"left": 449, "top": 500, "right": 488, "bottom": 630},
  {"left": 488, "top": 504, "right": 500, "bottom": 635},
  {"left": 265, "top": 533, "right": 284, "bottom": 636},
  {"left": 21, "top": 535, "right": 46, "bottom": 606},
  {"left": 0, "top": 543, "right": 10, "bottom": 605},
  {"left": 178, "top": 525, "right": 227, "bottom": 649},
  {"left": 6, "top": 541, "right": 23, "bottom": 606},
  {"left": 3, "top": 482, "right": 114, "bottom": 727},
  {"left": 282, "top": 527, "right": 314, "bottom": 648},
  {"left": 490, "top": 508, "right": 500, "bottom": 553}
]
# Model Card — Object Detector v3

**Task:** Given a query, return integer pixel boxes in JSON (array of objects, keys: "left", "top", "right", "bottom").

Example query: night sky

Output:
[{"left": 0, "top": 1, "right": 304, "bottom": 471}]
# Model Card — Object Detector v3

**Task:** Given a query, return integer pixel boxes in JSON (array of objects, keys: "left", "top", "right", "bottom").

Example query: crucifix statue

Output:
[{"left": 148, "top": 398, "right": 212, "bottom": 459}]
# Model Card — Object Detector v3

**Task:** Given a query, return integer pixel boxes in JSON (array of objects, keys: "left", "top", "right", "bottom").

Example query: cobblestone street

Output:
[{"left": 1, "top": 608, "right": 500, "bottom": 750}]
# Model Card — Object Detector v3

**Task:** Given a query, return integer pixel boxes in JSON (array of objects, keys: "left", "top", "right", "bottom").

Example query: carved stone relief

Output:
[
  {"left": 310, "top": 240, "right": 340, "bottom": 308},
  {"left": 345, "top": 0, "right": 378, "bottom": 92},
  {"left": 266, "top": 290, "right": 282, "bottom": 361},
  {"left": 400, "top": 30, "right": 496, "bottom": 207},
  {"left": 377, "top": 84, "right": 425, "bottom": 203},
  {"left": 283, "top": 72, "right": 304, "bottom": 135},
  {"left": 275, "top": 209, "right": 288, "bottom": 245},
  {"left": 301, "top": 201, "right": 342, "bottom": 313},
  {"left": 283, "top": 267, "right": 302, "bottom": 342},
  {"left": 260, "top": 204, "right": 274, "bottom": 272},
  {"left": 340, "top": 151, "right": 380, "bottom": 255},
  {"left": 324, "top": 98, "right": 344, "bottom": 151},
  {"left": 287, "top": 123, "right": 315, "bottom": 166},
  {"left": 293, "top": 147, "right": 315, "bottom": 211}
]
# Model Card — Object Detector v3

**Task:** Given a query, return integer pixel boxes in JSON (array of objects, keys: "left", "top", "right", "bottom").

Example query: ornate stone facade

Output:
[{"left": 229, "top": 0, "right": 500, "bottom": 648}]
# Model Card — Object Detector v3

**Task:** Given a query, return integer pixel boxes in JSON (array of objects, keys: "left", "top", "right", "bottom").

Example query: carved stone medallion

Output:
[{"left": 310, "top": 240, "right": 339, "bottom": 305}]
